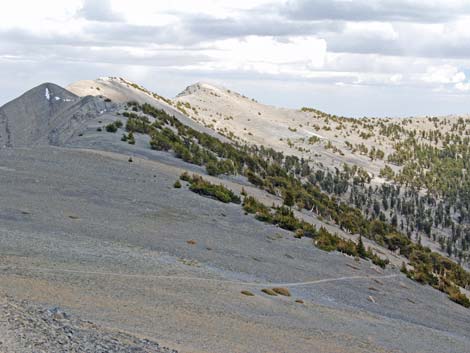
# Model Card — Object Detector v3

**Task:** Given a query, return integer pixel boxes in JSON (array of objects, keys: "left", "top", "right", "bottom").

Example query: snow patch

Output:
[
  {"left": 45, "top": 88, "right": 50, "bottom": 101},
  {"left": 54, "top": 96, "right": 61, "bottom": 101},
  {"left": 304, "top": 130, "right": 325, "bottom": 139},
  {"left": 98, "top": 77, "right": 114, "bottom": 82}
]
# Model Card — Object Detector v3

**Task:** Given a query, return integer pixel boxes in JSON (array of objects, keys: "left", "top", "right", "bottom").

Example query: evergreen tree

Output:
[{"left": 357, "top": 236, "right": 367, "bottom": 258}]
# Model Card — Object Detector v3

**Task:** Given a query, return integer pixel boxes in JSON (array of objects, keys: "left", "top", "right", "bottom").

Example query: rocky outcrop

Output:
[{"left": 0, "top": 296, "right": 177, "bottom": 353}]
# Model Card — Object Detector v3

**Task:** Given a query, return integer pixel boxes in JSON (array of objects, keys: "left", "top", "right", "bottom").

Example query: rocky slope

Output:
[
  {"left": 0, "top": 83, "right": 113, "bottom": 148},
  {"left": 0, "top": 295, "right": 176, "bottom": 353},
  {"left": 175, "top": 82, "right": 470, "bottom": 265},
  {"left": 0, "top": 79, "right": 469, "bottom": 352}
]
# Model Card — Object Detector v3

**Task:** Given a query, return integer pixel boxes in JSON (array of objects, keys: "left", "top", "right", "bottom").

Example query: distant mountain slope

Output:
[
  {"left": 175, "top": 82, "right": 469, "bottom": 179},
  {"left": 67, "top": 77, "right": 171, "bottom": 107},
  {"left": 175, "top": 82, "right": 383, "bottom": 172},
  {"left": 175, "top": 82, "right": 470, "bottom": 265},
  {"left": 0, "top": 83, "right": 111, "bottom": 147},
  {"left": 68, "top": 77, "right": 228, "bottom": 141}
]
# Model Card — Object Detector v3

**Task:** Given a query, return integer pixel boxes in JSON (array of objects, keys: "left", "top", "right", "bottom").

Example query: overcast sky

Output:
[{"left": 1, "top": 0, "right": 470, "bottom": 117}]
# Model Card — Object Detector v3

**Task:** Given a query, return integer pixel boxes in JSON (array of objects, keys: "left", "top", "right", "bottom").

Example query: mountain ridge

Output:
[
  {"left": 0, "top": 82, "right": 112, "bottom": 147},
  {"left": 1, "top": 77, "right": 470, "bottom": 353}
]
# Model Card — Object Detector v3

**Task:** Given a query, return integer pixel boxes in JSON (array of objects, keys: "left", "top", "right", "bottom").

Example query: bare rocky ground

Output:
[
  {"left": 0, "top": 295, "right": 176, "bottom": 353},
  {"left": 0, "top": 81, "right": 469, "bottom": 352},
  {"left": 0, "top": 144, "right": 469, "bottom": 353}
]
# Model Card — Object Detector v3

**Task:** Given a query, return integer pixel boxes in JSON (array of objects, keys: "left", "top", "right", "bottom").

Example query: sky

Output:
[{"left": 1, "top": 0, "right": 470, "bottom": 117}]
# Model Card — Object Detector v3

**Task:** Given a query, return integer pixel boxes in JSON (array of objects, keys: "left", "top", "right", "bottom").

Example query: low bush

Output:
[
  {"left": 127, "top": 132, "right": 136, "bottom": 145},
  {"left": 105, "top": 120, "right": 123, "bottom": 133},
  {"left": 182, "top": 173, "right": 241, "bottom": 204},
  {"left": 105, "top": 123, "right": 117, "bottom": 133}
]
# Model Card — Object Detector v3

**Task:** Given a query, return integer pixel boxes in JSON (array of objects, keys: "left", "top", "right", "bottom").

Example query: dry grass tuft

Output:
[
  {"left": 272, "top": 287, "right": 291, "bottom": 297},
  {"left": 241, "top": 290, "right": 254, "bottom": 296},
  {"left": 261, "top": 288, "right": 278, "bottom": 296}
]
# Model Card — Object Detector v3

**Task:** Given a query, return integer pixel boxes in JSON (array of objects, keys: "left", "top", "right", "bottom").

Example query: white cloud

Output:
[
  {"left": 78, "top": 0, "right": 123, "bottom": 22},
  {"left": 207, "top": 36, "right": 327, "bottom": 72},
  {"left": 344, "top": 22, "right": 399, "bottom": 41},
  {"left": 1, "top": 0, "right": 470, "bottom": 116},
  {"left": 455, "top": 82, "right": 470, "bottom": 91},
  {"left": 0, "top": 0, "right": 81, "bottom": 29},
  {"left": 421, "top": 64, "right": 466, "bottom": 84}
]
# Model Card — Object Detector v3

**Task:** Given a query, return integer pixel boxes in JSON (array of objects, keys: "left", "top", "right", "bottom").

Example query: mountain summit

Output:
[{"left": 0, "top": 83, "right": 79, "bottom": 147}]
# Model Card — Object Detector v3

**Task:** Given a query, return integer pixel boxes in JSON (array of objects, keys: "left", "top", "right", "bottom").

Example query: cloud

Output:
[
  {"left": 78, "top": 0, "right": 124, "bottom": 22},
  {"left": 176, "top": 36, "right": 328, "bottom": 78},
  {"left": 455, "top": 82, "right": 470, "bottom": 91},
  {"left": 210, "top": 36, "right": 327, "bottom": 66},
  {"left": 421, "top": 64, "right": 466, "bottom": 84},
  {"left": 283, "top": 0, "right": 470, "bottom": 23},
  {"left": 1, "top": 0, "right": 470, "bottom": 116},
  {"left": 184, "top": 14, "right": 343, "bottom": 39}
]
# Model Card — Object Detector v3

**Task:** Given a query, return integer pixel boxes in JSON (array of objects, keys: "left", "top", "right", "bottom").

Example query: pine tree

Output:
[
  {"left": 283, "top": 189, "right": 295, "bottom": 208},
  {"left": 357, "top": 236, "right": 367, "bottom": 258}
]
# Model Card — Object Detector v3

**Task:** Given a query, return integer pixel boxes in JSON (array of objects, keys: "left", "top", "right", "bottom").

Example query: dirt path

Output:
[{"left": 0, "top": 265, "right": 398, "bottom": 288}]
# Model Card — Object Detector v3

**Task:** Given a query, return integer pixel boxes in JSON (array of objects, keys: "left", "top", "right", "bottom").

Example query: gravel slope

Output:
[
  {"left": 0, "top": 81, "right": 469, "bottom": 352},
  {"left": 0, "top": 145, "right": 469, "bottom": 353}
]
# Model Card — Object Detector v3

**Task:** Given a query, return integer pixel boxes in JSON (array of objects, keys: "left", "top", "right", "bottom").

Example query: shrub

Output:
[
  {"left": 246, "top": 170, "right": 264, "bottom": 187},
  {"left": 127, "top": 132, "right": 135, "bottom": 145},
  {"left": 449, "top": 290, "right": 470, "bottom": 308},
  {"left": 105, "top": 123, "right": 117, "bottom": 133},
  {"left": 185, "top": 174, "right": 241, "bottom": 204},
  {"left": 150, "top": 131, "right": 172, "bottom": 151},
  {"left": 126, "top": 115, "right": 151, "bottom": 134},
  {"left": 315, "top": 227, "right": 339, "bottom": 252},
  {"left": 273, "top": 207, "right": 300, "bottom": 231},
  {"left": 180, "top": 172, "right": 191, "bottom": 182},
  {"left": 174, "top": 180, "right": 182, "bottom": 188},
  {"left": 206, "top": 160, "right": 220, "bottom": 176},
  {"left": 243, "top": 196, "right": 267, "bottom": 213}
]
